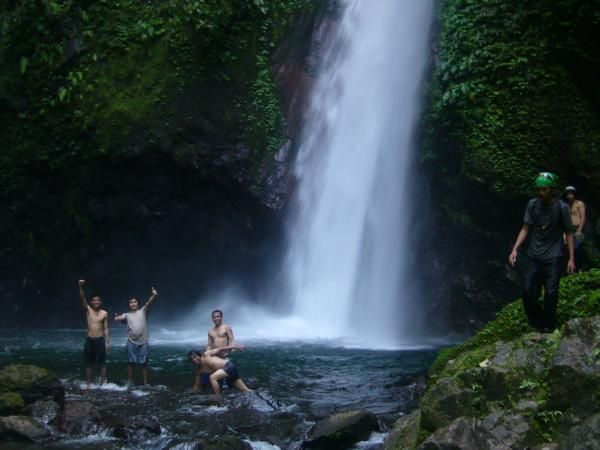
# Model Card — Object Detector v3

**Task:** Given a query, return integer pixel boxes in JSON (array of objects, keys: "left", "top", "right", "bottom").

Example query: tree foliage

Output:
[{"left": 425, "top": 0, "right": 600, "bottom": 197}]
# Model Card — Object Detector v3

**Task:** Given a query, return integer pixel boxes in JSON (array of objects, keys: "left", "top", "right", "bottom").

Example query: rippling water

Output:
[{"left": 0, "top": 328, "right": 439, "bottom": 449}]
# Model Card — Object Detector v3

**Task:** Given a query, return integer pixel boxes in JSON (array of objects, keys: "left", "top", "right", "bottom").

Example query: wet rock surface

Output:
[
  {"left": 390, "top": 315, "right": 600, "bottom": 450},
  {"left": 0, "top": 415, "right": 50, "bottom": 442},
  {"left": 300, "top": 409, "right": 380, "bottom": 449}
]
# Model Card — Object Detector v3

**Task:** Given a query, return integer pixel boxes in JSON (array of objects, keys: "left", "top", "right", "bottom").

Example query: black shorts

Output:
[
  {"left": 83, "top": 336, "right": 106, "bottom": 365},
  {"left": 224, "top": 360, "right": 240, "bottom": 381}
]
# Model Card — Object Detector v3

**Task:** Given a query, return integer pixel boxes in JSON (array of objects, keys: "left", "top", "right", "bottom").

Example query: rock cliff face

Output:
[
  {"left": 0, "top": 1, "right": 336, "bottom": 327},
  {"left": 384, "top": 270, "right": 600, "bottom": 449}
]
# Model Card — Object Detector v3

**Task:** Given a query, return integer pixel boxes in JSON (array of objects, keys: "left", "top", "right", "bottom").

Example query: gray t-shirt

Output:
[
  {"left": 524, "top": 198, "right": 572, "bottom": 260},
  {"left": 124, "top": 305, "right": 149, "bottom": 345}
]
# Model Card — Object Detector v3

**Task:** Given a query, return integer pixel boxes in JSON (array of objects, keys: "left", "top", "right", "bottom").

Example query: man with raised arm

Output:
[
  {"left": 114, "top": 287, "right": 158, "bottom": 385},
  {"left": 188, "top": 344, "right": 252, "bottom": 398},
  {"left": 78, "top": 279, "right": 110, "bottom": 389}
]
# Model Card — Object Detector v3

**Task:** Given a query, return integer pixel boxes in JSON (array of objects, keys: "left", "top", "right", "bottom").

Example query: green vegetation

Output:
[
  {"left": 0, "top": 0, "right": 314, "bottom": 210},
  {"left": 425, "top": 0, "right": 600, "bottom": 197},
  {"left": 430, "top": 269, "right": 600, "bottom": 378}
]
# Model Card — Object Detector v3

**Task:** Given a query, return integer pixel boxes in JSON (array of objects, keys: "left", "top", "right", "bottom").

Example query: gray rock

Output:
[
  {"left": 559, "top": 413, "right": 600, "bottom": 450},
  {"left": 301, "top": 409, "right": 380, "bottom": 449},
  {"left": 0, "top": 415, "right": 50, "bottom": 442},
  {"left": 26, "top": 400, "right": 61, "bottom": 425},
  {"left": 548, "top": 316, "right": 600, "bottom": 412},
  {"left": 383, "top": 409, "right": 420, "bottom": 450},
  {"left": 420, "top": 377, "right": 476, "bottom": 430},
  {"left": 63, "top": 400, "right": 101, "bottom": 435},
  {"left": 0, "top": 365, "right": 64, "bottom": 408},
  {"left": 418, "top": 410, "right": 535, "bottom": 450}
]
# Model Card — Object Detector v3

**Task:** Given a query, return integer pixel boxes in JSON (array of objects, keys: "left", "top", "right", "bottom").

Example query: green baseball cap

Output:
[{"left": 534, "top": 172, "right": 559, "bottom": 188}]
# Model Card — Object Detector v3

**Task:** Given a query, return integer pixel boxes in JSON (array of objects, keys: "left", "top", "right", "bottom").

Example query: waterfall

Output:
[{"left": 280, "top": 0, "right": 434, "bottom": 345}]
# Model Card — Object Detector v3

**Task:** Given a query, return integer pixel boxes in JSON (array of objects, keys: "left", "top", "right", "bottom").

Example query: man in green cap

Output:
[{"left": 508, "top": 172, "right": 575, "bottom": 332}]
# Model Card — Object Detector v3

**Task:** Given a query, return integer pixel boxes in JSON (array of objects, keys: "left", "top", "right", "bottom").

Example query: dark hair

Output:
[
  {"left": 187, "top": 350, "right": 202, "bottom": 363},
  {"left": 211, "top": 309, "right": 223, "bottom": 317},
  {"left": 90, "top": 293, "right": 102, "bottom": 300}
]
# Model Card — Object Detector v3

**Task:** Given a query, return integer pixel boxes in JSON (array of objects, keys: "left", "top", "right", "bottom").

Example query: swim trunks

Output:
[
  {"left": 127, "top": 340, "right": 149, "bottom": 364},
  {"left": 224, "top": 360, "right": 240, "bottom": 381},
  {"left": 83, "top": 336, "right": 106, "bottom": 365}
]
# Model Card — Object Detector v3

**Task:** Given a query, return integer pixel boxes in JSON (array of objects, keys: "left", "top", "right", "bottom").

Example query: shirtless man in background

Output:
[
  {"left": 79, "top": 280, "right": 110, "bottom": 388},
  {"left": 207, "top": 310, "right": 236, "bottom": 358}
]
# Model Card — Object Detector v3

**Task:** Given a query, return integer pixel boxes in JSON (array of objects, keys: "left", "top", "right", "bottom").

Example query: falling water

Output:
[{"left": 281, "top": 0, "right": 434, "bottom": 345}]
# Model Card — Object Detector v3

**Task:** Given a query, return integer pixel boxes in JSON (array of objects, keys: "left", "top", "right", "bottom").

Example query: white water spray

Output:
[{"left": 280, "top": 0, "right": 434, "bottom": 345}]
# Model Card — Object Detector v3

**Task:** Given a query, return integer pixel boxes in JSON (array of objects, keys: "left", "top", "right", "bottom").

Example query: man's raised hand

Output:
[{"left": 79, "top": 279, "right": 86, "bottom": 286}]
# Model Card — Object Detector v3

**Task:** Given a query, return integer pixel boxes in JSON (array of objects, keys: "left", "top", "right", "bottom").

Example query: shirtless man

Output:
[
  {"left": 207, "top": 310, "right": 236, "bottom": 358},
  {"left": 564, "top": 186, "right": 586, "bottom": 270},
  {"left": 78, "top": 279, "right": 110, "bottom": 388},
  {"left": 189, "top": 345, "right": 252, "bottom": 397}
]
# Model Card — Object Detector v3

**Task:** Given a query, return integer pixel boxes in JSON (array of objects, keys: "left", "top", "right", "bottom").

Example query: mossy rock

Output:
[
  {"left": 0, "top": 393, "right": 25, "bottom": 417},
  {"left": 0, "top": 365, "right": 64, "bottom": 407},
  {"left": 420, "top": 377, "right": 476, "bottom": 432},
  {"left": 383, "top": 409, "right": 421, "bottom": 450}
]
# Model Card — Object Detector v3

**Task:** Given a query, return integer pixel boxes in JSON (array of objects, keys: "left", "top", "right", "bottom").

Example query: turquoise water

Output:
[{"left": 0, "top": 328, "right": 439, "bottom": 449}]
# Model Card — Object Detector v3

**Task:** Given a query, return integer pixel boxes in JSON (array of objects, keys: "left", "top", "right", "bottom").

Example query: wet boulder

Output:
[
  {"left": 102, "top": 413, "right": 161, "bottom": 441},
  {"left": 63, "top": 400, "right": 101, "bottom": 435},
  {"left": 418, "top": 416, "right": 487, "bottom": 450},
  {"left": 0, "top": 365, "right": 64, "bottom": 408},
  {"left": 383, "top": 409, "right": 420, "bottom": 450},
  {"left": 301, "top": 409, "right": 380, "bottom": 449},
  {"left": 25, "top": 400, "right": 61, "bottom": 425},
  {"left": 204, "top": 435, "right": 252, "bottom": 449},
  {"left": 0, "top": 415, "right": 50, "bottom": 442},
  {"left": 0, "top": 393, "right": 25, "bottom": 416}
]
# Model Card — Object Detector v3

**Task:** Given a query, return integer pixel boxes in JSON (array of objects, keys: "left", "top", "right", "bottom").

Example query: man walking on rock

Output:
[{"left": 509, "top": 172, "right": 575, "bottom": 332}]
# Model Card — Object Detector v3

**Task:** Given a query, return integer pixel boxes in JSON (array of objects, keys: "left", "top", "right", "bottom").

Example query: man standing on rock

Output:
[
  {"left": 509, "top": 172, "right": 575, "bottom": 332},
  {"left": 78, "top": 279, "right": 110, "bottom": 388},
  {"left": 207, "top": 310, "right": 236, "bottom": 358},
  {"left": 114, "top": 287, "right": 158, "bottom": 385}
]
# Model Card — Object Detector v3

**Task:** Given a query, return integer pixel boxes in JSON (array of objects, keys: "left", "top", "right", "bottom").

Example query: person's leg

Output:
[
  {"left": 541, "top": 257, "right": 561, "bottom": 332},
  {"left": 127, "top": 364, "right": 134, "bottom": 384},
  {"left": 522, "top": 257, "right": 543, "bottom": 329},
  {"left": 209, "top": 369, "right": 229, "bottom": 396},
  {"left": 100, "top": 365, "right": 107, "bottom": 384},
  {"left": 141, "top": 364, "right": 148, "bottom": 385},
  {"left": 86, "top": 365, "right": 93, "bottom": 388},
  {"left": 232, "top": 378, "right": 252, "bottom": 393}
]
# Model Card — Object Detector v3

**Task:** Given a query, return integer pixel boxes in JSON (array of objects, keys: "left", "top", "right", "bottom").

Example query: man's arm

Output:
[
  {"left": 103, "top": 313, "right": 111, "bottom": 352},
  {"left": 204, "top": 344, "right": 245, "bottom": 357},
  {"left": 192, "top": 366, "right": 202, "bottom": 392},
  {"left": 577, "top": 202, "right": 586, "bottom": 239},
  {"left": 206, "top": 332, "right": 214, "bottom": 352},
  {"left": 226, "top": 325, "right": 236, "bottom": 347},
  {"left": 565, "top": 232, "right": 576, "bottom": 273},
  {"left": 144, "top": 287, "right": 158, "bottom": 309},
  {"left": 509, "top": 224, "right": 530, "bottom": 266},
  {"left": 78, "top": 280, "right": 88, "bottom": 310}
]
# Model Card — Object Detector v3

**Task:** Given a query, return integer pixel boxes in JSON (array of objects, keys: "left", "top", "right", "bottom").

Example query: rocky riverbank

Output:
[{"left": 384, "top": 269, "right": 600, "bottom": 449}]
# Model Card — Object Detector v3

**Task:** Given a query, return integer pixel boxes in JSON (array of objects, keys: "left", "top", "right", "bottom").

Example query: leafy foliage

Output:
[
  {"left": 430, "top": 269, "right": 600, "bottom": 378},
  {"left": 425, "top": 0, "right": 600, "bottom": 197},
  {"left": 0, "top": 0, "right": 313, "bottom": 208}
]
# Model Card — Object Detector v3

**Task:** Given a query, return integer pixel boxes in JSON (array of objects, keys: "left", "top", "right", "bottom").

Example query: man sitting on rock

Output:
[{"left": 188, "top": 345, "right": 252, "bottom": 397}]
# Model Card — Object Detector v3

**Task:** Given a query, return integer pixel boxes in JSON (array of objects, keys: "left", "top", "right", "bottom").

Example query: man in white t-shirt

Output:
[{"left": 115, "top": 287, "right": 158, "bottom": 385}]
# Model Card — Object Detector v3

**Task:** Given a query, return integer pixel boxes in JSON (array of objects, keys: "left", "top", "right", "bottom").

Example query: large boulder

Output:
[
  {"left": 0, "top": 415, "right": 50, "bottom": 442},
  {"left": 383, "top": 409, "right": 421, "bottom": 450},
  {"left": 0, "top": 393, "right": 25, "bottom": 416},
  {"left": 301, "top": 410, "right": 380, "bottom": 449},
  {"left": 418, "top": 411, "right": 534, "bottom": 450},
  {"left": 62, "top": 400, "right": 101, "bottom": 435},
  {"left": 420, "top": 377, "right": 476, "bottom": 431},
  {"left": 559, "top": 413, "right": 600, "bottom": 450},
  {"left": 548, "top": 316, "right": 600, "bottom": 413},
  {"left": 0, "top": 365, "right": 64, "bottom": 408}
]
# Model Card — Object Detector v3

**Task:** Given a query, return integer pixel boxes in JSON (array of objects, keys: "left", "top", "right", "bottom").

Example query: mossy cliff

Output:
[
  {"left": 384, "top": 270, "right": 600, "bottom": 449},
  {"left": 420, "top": 0, "right": 600, "bottom": 333},
  {"left": 0, "top": 0, "right": 326, "bottom": 325}
]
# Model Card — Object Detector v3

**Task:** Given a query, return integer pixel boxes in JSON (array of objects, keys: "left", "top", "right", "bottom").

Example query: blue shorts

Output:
[{"left": 126, "top": 341, "right": 149, "bottom": 364}]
